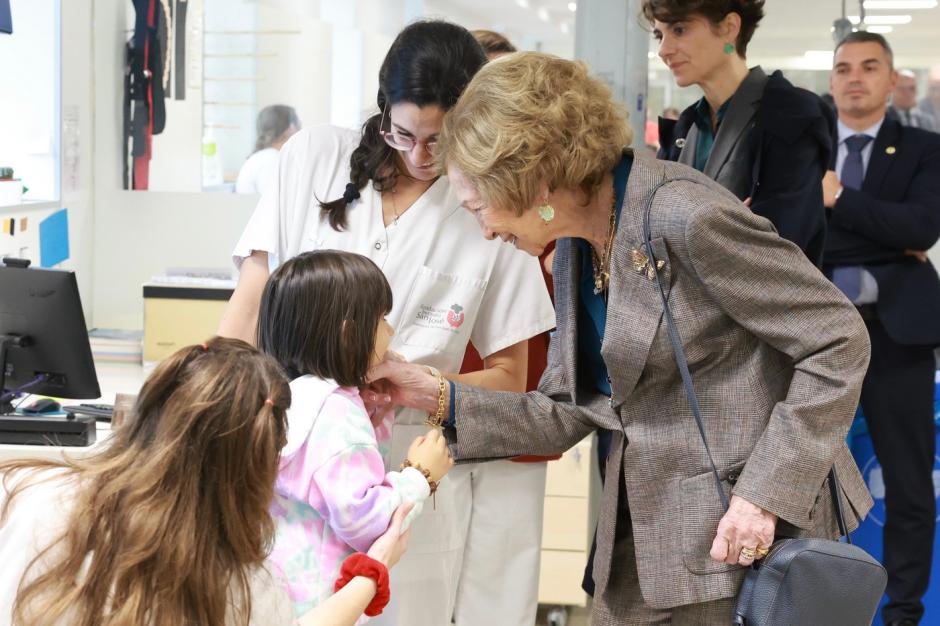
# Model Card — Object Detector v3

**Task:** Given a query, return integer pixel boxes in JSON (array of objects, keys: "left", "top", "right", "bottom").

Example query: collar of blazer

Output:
[
  {"left": 661, "top": 68, "right": 833, "bottom": 170},
  {"left": 657, "top": 67, "right": 767, "bottom": 167},
  {"left": 554, "top": 153, "right": 675, "bottom": 409},
  {"left": 701, "top": 66, "right": 769, "bottom": 179}
]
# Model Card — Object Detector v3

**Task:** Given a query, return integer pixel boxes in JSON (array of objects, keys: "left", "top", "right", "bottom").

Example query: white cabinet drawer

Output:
[
  {"left": 541, "top": 496, "right": 589, "bottom": 551},
  {"left": 544, "top": 437, "right": 593, "bottom": 497},
  {"left": 538, "top": 549, "right": 589, "bottom": 607}
]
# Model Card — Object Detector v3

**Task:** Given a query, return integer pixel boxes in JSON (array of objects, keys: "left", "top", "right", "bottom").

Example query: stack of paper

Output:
[{"left": 88, "top": 328, "right": 143, "bottom": 365}]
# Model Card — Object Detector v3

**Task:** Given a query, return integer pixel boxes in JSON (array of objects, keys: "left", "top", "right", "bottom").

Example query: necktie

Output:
[
  {"left": 841, "top": 134, "right": 873, "bottom": 191},
  {"left": 834, "top": 134, "right": 874, "bottom": 301}
]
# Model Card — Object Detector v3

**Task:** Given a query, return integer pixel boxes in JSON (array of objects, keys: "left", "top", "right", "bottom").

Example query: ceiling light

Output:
[
  {"left": 515, "top": 0, "right": 529, "bottom": 7},
  {"left": 864, "top": 1, "right": 936, "bottom": 8},
  {"left": 801, "top": 51, "right": 836, "bottom": 70},
  {"left": 804, "top": 50, "right": 835, "bottom": 62},
  {"left": 648, "top": 51, "right": 657, "bottom": 59},
  {"left": 848, "top": 14, "right": 912, "bottom": 24},
  {"left": 865, "top": 24, "right": 896, "bottom": 32},
  {"left": 560, "top": 22, "right": 570, "bottom": 34},
  {"left": 537, "top": 7, "right": 550, "bottom": 21},
  {"left": 568, "top": 2, "right": 577, "bottom": 11}
]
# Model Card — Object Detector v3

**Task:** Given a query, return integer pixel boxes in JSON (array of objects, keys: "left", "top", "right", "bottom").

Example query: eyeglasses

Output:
[{"left": 379, "top": 103, "right": 438, "bottom": 152}]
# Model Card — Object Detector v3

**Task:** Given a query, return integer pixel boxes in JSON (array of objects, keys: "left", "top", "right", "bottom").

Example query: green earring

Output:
[
  {"left": 537, "top": 203, "right": 555, "bottom": 223},
  {"left": 724, "top": 42, "right": 735, "bottom": 55}
]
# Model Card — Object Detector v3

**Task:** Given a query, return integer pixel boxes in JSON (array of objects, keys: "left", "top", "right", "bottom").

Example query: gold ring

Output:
[
  {"left": 740, "top": 547, "right": 757, "bottom": 560},
  {"left": 755, "top": 547, "right": 771, "bottom": 558}
]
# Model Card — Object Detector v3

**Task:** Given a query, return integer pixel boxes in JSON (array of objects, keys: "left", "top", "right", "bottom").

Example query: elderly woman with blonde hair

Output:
[{"left": 370, "top": 52, "right": 873, "bottom": 623}]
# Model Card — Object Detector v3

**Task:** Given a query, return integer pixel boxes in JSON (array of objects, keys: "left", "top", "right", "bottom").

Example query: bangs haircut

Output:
[
  {"left": 641, "top": 0, "right": 766, "bottom": 57},
  {"left": 437, "top": 52, "right": 631, "bottom": 215},
  {"left": 258, "top": 250, "right": 393, "bottom": 388}
]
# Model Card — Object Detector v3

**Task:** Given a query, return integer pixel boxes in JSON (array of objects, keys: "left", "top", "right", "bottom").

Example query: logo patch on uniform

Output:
[
  {"left": 414, "top": 303, "right": 465, "bottom": 334},
  {"left": 446, "top": 304, "right": 465, "bottom": 328}
]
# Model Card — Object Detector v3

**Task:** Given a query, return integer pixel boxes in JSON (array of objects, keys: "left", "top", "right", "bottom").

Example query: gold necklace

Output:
[
  {"left": 390, "top": 188, "right": 400, "bottom": 225},
  {"left": 386, "top": 177, "right": 435, "bottom": 226},
  {"left": 591, "top": 185, "right": 618, "bottom": 295}
]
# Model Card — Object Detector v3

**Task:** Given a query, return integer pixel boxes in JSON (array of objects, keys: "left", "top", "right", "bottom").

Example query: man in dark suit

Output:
[
  {"left": 824, "top": 31, "right": 940, "bottom": 626},
  {"left": 891, "top": 70, "right": 937, "bottom": 132}
]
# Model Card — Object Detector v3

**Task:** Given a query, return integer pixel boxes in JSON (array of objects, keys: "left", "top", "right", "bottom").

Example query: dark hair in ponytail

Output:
[{"left": 320, "top": 20, "right": 486, "bottom": 231}]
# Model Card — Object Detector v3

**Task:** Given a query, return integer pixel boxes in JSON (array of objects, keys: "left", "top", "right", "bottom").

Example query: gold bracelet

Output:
[{"left": 425, "top": 373, "right": 447, "bottom": 428}]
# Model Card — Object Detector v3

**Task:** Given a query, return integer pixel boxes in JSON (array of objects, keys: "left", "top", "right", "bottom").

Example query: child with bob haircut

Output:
[{"left": 257, "top": 250, "right": 452, "bottom": 616}]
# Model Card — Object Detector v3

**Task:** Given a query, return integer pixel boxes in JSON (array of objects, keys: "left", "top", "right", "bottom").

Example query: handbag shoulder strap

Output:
[
  {"left": 641, "top": 176, "right": 729, "bottom": 511},
  {"left": 641, "top": 176, "right": 850, "bottom": 542}
]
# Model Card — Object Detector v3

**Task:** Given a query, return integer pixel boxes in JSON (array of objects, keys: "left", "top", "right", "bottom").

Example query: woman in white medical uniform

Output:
[
  {"left": 218, "top": 21, "right": 556, "bottom": 626},
  {"left": 235, "top": 105, "right": 301, "bottom": 197}
]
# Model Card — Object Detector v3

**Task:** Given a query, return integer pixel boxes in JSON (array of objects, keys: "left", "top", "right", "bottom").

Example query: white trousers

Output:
[
  {"left": 370, "top": 440, "right": 546, "bottom": 626},
  {"left": 453, "top": 460, "right": 547, "bottom": 626}
]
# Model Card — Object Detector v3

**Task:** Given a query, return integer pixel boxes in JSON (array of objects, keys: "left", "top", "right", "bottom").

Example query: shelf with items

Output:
[{"left": 0, "top": 200, "right": 59, "bottom": 214}]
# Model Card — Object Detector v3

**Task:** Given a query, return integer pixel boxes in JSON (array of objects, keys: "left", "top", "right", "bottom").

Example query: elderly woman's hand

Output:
[
  {"left": 709, "top": 495, "right": 777, "bottom": 567},
  {"left": 367, "top": 360, "right": 444, "bottom": 415}
]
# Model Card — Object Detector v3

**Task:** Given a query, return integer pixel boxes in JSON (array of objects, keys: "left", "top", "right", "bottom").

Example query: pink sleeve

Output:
[
  {"left": 276, "top": 391, "right": 428, "bottom": 553},
  {"left": 312, "top": 445, "right": 427, "bottom": 552}
]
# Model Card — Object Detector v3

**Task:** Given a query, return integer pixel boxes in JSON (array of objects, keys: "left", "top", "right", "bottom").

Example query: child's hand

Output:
[
  {"left": 405, "top": 429, "right": 454, "bottom": 483},
  {"left": 366, "top": 502, "right": 414, "bottom": 569},
  {"left": 360, "top": 383, "right": 394, "bottom": 427}
]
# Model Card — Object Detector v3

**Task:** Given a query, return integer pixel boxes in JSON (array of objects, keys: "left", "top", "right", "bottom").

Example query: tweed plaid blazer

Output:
[{"left": 446, "top": 152, "right": 874, "bottom": 609}]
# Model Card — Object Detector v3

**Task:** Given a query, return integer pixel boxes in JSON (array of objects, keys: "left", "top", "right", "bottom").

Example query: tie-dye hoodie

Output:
[{"left": 268, "top": 375, "right": 429, "bottom": 617}]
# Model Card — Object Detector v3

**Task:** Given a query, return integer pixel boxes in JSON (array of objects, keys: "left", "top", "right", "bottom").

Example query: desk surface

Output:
[{"left": 0, "top": 361, "right": 147, "bottom": 462}]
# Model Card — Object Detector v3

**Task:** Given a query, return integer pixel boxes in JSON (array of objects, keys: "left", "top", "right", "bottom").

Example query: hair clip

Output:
[
  {"left": 264, "top": 399, "right": 274, "bottom": 406},
  {"left": 200, "top": 343, "right": 208, "bottom": 352}
]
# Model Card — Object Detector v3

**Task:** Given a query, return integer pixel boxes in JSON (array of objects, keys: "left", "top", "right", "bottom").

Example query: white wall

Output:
[
  {"left": 0, "top": 0, "right": 96, "bottom": 324},
  {"left": 0, "top": 0, "right": 60, "bottom": 202},
  {"left": 90, "top": 0, "right": 256, "bottom": 329},
  {"left": 255, "top": 9, "right": 333, "bottom": 130},
  {"left": 60, "top": 0, "right": 96, "bottom": 317}
]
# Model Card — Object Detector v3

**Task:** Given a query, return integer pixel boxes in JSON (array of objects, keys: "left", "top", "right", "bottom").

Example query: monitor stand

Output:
[{"left": 0, "top": 334, "right": 96, "bottom": 447}]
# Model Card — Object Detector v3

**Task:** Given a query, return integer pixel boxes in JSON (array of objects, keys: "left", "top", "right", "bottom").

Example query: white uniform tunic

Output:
[
  {"left": 233, "top": 125, "right": 556, "bottom": 625},
  {"left": 235, "top": 147, "right": 279, "bottom": 197}
]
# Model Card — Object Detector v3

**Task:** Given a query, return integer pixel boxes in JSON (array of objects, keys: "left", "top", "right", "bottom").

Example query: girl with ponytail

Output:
[
  {"left": 222, "top": 19, "right": 555, "bottom": 626},
  {"left": 0, "top": 337, "right": 294, "bottom": 625}
]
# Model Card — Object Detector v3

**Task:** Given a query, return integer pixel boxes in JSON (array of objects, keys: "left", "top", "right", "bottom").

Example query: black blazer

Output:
[
  {"left": 824, "top": 116, "right": 940, "bottom": 346},
  {"left": 659, "top": 68, "right": 833, "bottom": 265}
]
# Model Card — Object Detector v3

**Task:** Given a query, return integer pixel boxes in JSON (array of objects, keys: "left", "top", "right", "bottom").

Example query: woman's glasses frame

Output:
[{"left": 378, "top": 102, "right": 438, "bottom": 153}]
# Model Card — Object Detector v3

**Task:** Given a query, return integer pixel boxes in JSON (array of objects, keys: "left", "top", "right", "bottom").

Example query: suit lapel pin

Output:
[
  {"left": 675, "top": 138, "right": 687, "bottom": 149},
  {"left": 631, "top": 247, "right": 666, "bottom": 281},
  {"left": 886, "top": 146, "right": 896, "bottom": 155}
]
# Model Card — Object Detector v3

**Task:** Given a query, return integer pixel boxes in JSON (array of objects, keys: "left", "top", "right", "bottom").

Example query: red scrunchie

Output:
[{"left": 333, "top": 552, "right": 390, "bottom": 617}]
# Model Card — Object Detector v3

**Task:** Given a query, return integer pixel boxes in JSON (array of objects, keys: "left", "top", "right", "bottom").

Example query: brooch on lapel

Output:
[
  {"left": 675, "top": 138, "right": 687, "bottom": 149},
  {"left": 631, "top": 247, "right": 666, "bottom": 281},
  {"left": 886, "top": 146, "right": 897, "bottom": 155}
]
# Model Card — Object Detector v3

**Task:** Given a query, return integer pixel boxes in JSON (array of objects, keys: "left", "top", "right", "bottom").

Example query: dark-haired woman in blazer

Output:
[{"left": 647, "top": 0, "right": 833, "bottom": 265}]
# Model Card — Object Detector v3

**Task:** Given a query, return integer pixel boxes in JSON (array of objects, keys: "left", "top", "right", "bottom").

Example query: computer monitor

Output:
[{"left": 0, "top": 258, "right": 100, "bottom": 415}]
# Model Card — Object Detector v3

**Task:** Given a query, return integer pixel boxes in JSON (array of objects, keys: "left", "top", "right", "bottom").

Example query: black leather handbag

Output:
[{"left": 642, "top": 178, "right": 888, "bottom": 625}]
